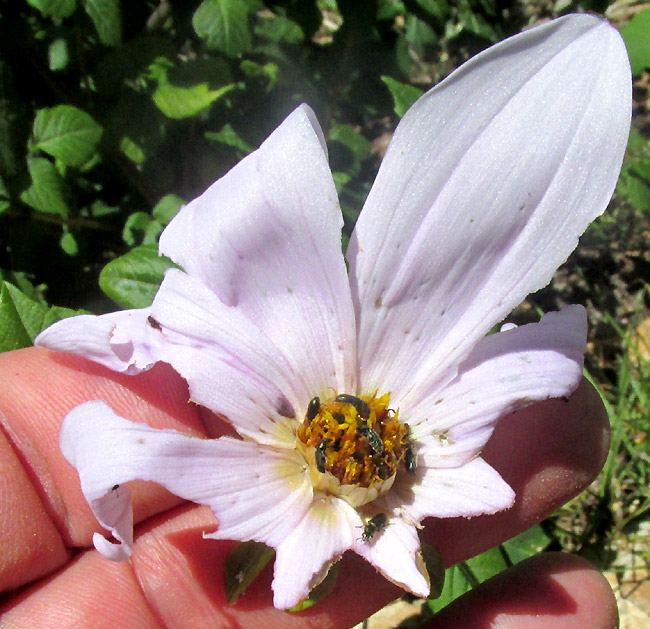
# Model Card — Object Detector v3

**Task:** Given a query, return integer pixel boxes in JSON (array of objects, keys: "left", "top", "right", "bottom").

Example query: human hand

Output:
[{"left": 0, "top": 347, "right": 616, "bottom": 627}]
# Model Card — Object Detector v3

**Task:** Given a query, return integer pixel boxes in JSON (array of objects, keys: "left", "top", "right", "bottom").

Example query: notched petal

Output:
[{"left": 36, "top": 309, "right": 163, "bottom": 375}]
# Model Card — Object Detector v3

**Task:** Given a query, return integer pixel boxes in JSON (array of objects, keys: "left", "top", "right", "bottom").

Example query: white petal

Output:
[
  {"left": 201, "top": 439, "right": 313, "bottom": 548},
  {"left": 152, "top": 269, "right": 303, "bottom": 446},
  {"left": 35, "top": 309, "right": 163, "bottom": 374},
  {"left": 159, "top": 105, "right": 356, "bottom": 397},
  {"left": 394, "top": 457, "right": 515, "bottom": 523},
  {"left": 406, "top": 305, "right": 587, "bottom": 465},
  {"left": 61, "top": 401, "right": 312, "bottom": 558},
  {"left": 349, "top": 15, "right": 630, "bottom": 400},
  {"left": 272, "top": 495, "right": 358, "bottom": 609},
  {"left": 354, "top": 515, "right": 429, "bottom": 597}
]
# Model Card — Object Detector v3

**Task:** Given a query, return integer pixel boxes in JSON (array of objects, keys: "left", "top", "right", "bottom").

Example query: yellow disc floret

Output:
[{"left": 296, "top": 392, "right": 410, "bottom": 507}]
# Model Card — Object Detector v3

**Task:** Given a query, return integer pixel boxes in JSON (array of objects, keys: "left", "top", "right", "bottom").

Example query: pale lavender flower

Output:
[{"left": 36, "top": 15, "right": 630, "bottom": 609}]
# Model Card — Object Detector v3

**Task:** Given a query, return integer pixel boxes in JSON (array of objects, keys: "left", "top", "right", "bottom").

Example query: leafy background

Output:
[{"left": 2, "top": 0, "right": 650, "bottom": 623}]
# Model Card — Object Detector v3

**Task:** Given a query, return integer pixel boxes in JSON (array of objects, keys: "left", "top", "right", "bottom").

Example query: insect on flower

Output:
[
  {"left": 335, "top": 394, "right": 370, "bottom": 419},
  {"left": 37, "top": 14, "right": 631, "bottom": 611},
  {"left": 146, "top": 315, "right": 161, "bottom": 330},
  {"left": 306, "top": 396, "right": 320, "bottom": 423},
  {"left": 315, "top": 438, "right": 331, "bottom": 474},
  {"left": 361, "top": 513, "right": 388, "bottom": 543}
]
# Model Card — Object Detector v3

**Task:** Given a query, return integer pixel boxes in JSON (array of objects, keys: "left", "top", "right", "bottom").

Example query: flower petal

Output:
[
  {"left": 151, "top": 269, "right": 303, "bottom": 446},
  {"left": 61, "top": 401, "right": 312, "bottom": 559},
  {"left": 406, "top": 305, "right": 587, "bottom": 465},
  {"left": 354, "top": 515, "right": 429, "bottom": 597},
  {"left": 393, "top": 457, "right": 515, "bottom": 523},
  {"left": 201, "top": 439, "right": 313, "bottom": 548},
  {"left": 159, "top": 105, "right": 356, "bottom": 397},
  {"left": 349, "top": 14, "right": 630, "bottom": 400},
  {"left": 35, "top": 309, "right": 163, "bottom": 374},
  {"left": 272, "top": 495, "right": 358, "bottom": 609}
]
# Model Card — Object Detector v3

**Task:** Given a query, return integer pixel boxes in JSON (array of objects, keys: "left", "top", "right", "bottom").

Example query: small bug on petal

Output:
[
  {"left": 307, "top": 397, "right": 320, "bottom": 423},
  {"left": 147, "top": 315, "right": 162, "bottom": 330},
  {"left": 315, "top": 438, "right": 331, "bottom": 473},
  {"left": 358, "top": 422, "right": 384, "bottom": 455},
  {"left": 404, "top": 443, "right": 417, "bottom": 475},
  {"left": 335, "top": 394, "right": 370, "bottom": 419},
  {"left": 361, "top": 513, "right": 388, "bottom": 543}
]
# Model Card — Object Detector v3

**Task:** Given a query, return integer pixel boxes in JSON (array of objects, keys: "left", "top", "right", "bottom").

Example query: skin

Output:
[{"left": 0, "top": 347, "right": 618, "bottom": 628}]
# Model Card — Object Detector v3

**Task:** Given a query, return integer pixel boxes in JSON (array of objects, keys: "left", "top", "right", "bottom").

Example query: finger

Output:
[
  {"left": 0, "top": 502, "right": 401, "bottom": 628},
  {"left": 0, "top": 544, "right": 163, "bottom": 628},
  {"left": 0, "top": 427, "right": 69, "bottom": 591},
  {"left": 0, "top": 348, "right": 608, "bottom": 626},
  {"left": 425, "top": 552, "right": 618, "bottom": 629},
  {"left": 423, "top": 376, "right": 610, "bottom": 566},
  {"left": 0, "top": 346, "right": 206, "bottom": 592}
]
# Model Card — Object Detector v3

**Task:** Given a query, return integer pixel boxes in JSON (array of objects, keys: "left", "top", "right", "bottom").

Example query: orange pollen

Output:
[{"left": 296, "top": 392, "right": 410, "bottom": 488}]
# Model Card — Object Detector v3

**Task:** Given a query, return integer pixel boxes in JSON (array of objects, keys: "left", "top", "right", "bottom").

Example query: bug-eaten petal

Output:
[
  {"left": 403, "top": 305, "right": 587, "bottom": 465},
  {"left": 353, "top": 515, "right": 430, "bottom": 598},
  {"left": 349, "top": 14, "right": 631, "bottom": 402},
  {"left": 35, "top": 309, "right": 163, "bottom": 375},
  {"left": 151, "top": 269, "right": 304, "bottom": 447},
  {"left": 271, "top": 494, "right": 359, "bottom": 609},
  {"left": 61, "top": 401, "right": 313, "bottom": 559},
  {"left": 391, "top": 457, "right": 515, "bottom": 523},
  {"left": 159, "top": 105, "right": 356, "bottom": 398}
]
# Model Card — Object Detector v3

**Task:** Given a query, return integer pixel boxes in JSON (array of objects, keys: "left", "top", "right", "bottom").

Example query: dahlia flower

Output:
[{"left": 36, "top": 14, "right": 631, "bottom": 610}]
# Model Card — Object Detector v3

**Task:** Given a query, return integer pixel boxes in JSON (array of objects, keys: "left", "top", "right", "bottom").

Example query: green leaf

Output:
[
  {"left": 405, "top": 14, "right": 437, "bottom": 49},
  {"left": 622, "top": 8, "right": 650, "bottom": 75},
  {"left": 428, "top": 563, "right": 473, "bottom": 612},
  {"left": 626, "top": 128, "right": 650, "bottom": 153},
  {"left": 415, "top": 0, "right": 449, "bottom": 21},
  {"left": 26, "top": 0, "right": 76, "bottom": 19},
  {"left": 502, "top": 524, "right": 551, "bottom": 564},
  {"left": 205, "top": 124, "right": 253, "bottom": 155},
  {"left": 332, "top": 171, "right": 352, "bottom": 193},
  {"left": 0, "top": 270, "right": 47, "bottom": 305},
  {"left": 152, "top": 194, "right": 183, "bottom": 225},
  {"left": 240, "top": 60, "right": 279, "bottom": 90},
  {"left": 377, "top": 0, "right": 406, "bottom": 21},
  {"left": 99, "top": 244, "right": 176, "bottom": 309},
  {"left": 381, "top": 76, "right": 424, "bottom": 117},
  {"left": 120, "top": 136, "right": 145, "bottom": 164},
  {"left": 255, "top": 14, "right": 304, "bottom": 44},
  {"left": 463, "top": 547, "right": 509, "bottom": 582},
  {"left": 224, "top": 541, "right": 275, "bottom": 604},
  {"left": 618, "top": 159, "right": 650, "bottom": 211},
  {"left": 60, "top": 230, "right": 78, "bottom": 255},
  {"left": 32, "top": 105, "right": 103, "bottom": 167},
  {"left": 454, "top": 3, "right": 499, "bottom": 41},
  {"left": 329, "top": 124, "right": 371, "bottom": 161},
  {"left": 83, "top": 0, "right": 122, "bottom": 47},
  {"left": 429, "top": 546, "right": 508, "bottom": 611},
  {"left": 90, "top": 199, "right": 120, "bottom": 217},
  {"left": 288, "top": 563, "right": 340, "bottom": 611},
  {"left": 152, "top": 82, "right": 235, "bottom": 119},
  {"left": 0, "top": 175, "right": 9, "bottom": 214},
  {"left": 20, "top": 158, "right": 69, "bottom": 217},
  {"left": 0, "top": 282, "right": 49, "bottom": 352},
  {"left": 193, "top": 0, "right": 252, "bottom": 57},
  {"left": 122, "top": 212, "right": 153, "bottom": 246},
  {"left": 48, "top": 38, "right": 69, "bottom": 71},
  {"left": 42, "top": 305, "right": 87, "bottom": 330}
]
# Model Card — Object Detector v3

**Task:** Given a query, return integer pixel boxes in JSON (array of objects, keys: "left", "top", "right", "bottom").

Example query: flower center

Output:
[{"left": 296, "top": 392, "right": 411, "bottom": 507}]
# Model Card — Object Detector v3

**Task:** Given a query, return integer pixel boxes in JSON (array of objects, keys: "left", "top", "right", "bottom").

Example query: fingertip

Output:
[
  {"left": 427, "top": 552, "right": 618, "bottom": 629},
  {"left": 425, "top": 378, "right": 610, "bottom": 565},
  {"left": 0, "top": 347, "right": 205, "bottom": 559}
]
